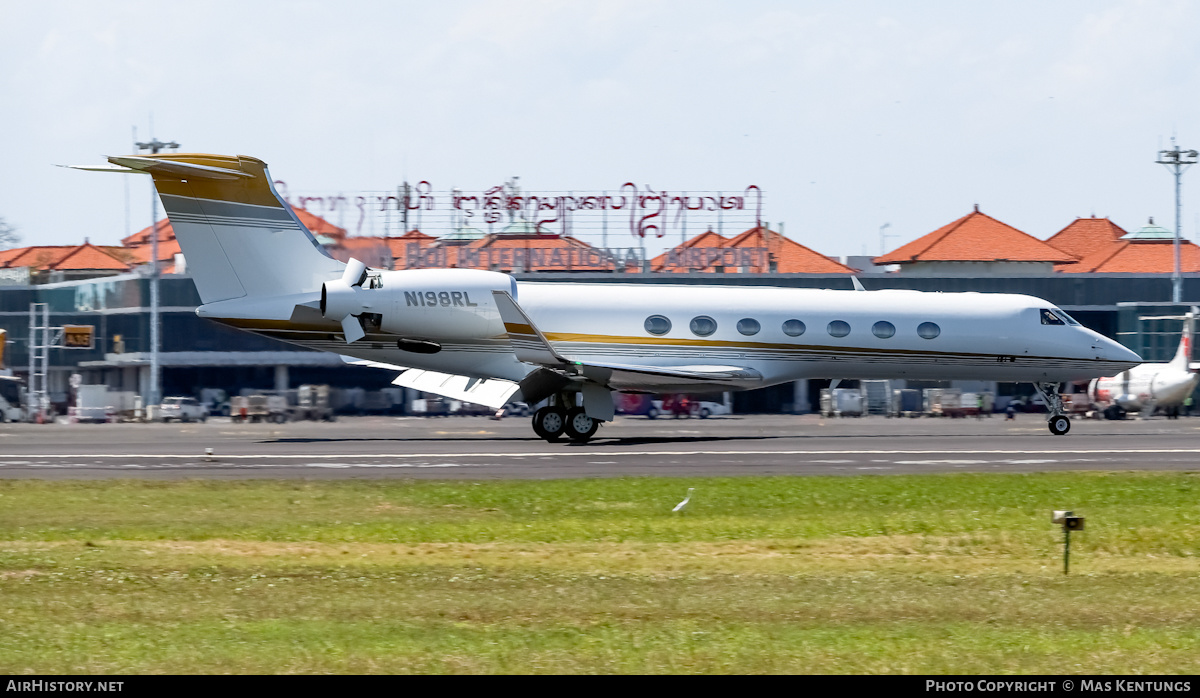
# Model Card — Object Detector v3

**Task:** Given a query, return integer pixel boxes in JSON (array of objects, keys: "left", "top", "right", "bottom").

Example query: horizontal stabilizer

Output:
[
  {"left": 391, "top": 369, "right": 520, "bottom": 410},
  {"left": 107, "top": 155, "right": 253, "bottom": 180},
  {"left": 58, "top": 163, "right": 147, "bottom": 175},
  {"left": 1190, "top": 362, "right": 1200, "bottom": 372},
  {"left": 61, "top": 157, "right": 253, "bottom": 180}
]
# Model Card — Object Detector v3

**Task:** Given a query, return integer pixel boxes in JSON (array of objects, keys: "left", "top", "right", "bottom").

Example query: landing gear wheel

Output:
[
  {"left": 532, "top": 407, "right": 565, "bottom": 442},
  {"left": 1048, "top": 415, "right": 1071, "bottom": 436},
  {"left": 564, "top": 407, "right": 599, "bottom": 443},
  {"left": 1103, "top": 405, "right": 1125, "bottom": 420}
]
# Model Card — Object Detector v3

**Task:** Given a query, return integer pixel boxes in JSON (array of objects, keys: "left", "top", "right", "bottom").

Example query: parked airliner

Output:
[
  {"left": 68, "top": 153, "right": 1141, "bottom": 441},
  {"left": 1089, "top": 308, "right": 1198, "bottom": 419}
]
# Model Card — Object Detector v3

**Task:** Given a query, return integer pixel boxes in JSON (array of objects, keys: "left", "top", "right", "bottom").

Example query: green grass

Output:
[{"left": 2, "top": 473, "right": 1200, "bottom": 673}]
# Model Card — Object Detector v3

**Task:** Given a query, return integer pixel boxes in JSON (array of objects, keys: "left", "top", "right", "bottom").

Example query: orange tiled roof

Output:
[
  {"left": 730, "top": 227, "right": 858, "bottom": 273},
  {"left": 0, "top": 243, "right": 134, "bottom": 272},
  {"left": 121, "top": 219, "right": 174, "bottom": 247},
  {"left": 0, "top": 247, "right": 33, "bottom": 266},
  {"left": 1063, "top": 238, "right": 1200, "bottom": 273},
  {"left": 877, "top": 208, "right": 1076, "bottom": 265},
  {"left": 124, "top": 239, "right": 180, "bottom": 264},
  {"left": 125, "top": 208, "right": 345, "bottom": 247},
  {"left": 0, "top": 246, "right": 78, "bottom": 270},
  {"left": 293, "top": 208, "right": 347, "bottom": 238},
  {"left": 654, "top": 226, "right": 856, "bottom": 274},
  {"left": 48, "top": 243, "right": 133, "bottom": 271},
  {"left": 1045, "top": 217, "right": 1127, "bottom": 270},
  {"left": 384, "top": 230, "right": 436, "bottom": 259},
  {"left": 649, "top": 230, "right": 727, "bottom": 270}
]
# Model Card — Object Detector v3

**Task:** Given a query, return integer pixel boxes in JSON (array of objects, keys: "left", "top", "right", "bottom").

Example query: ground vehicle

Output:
[
  {"left": 289, "top": 384, "right": 335, "bottom": 421},
  {"left": 502, "top": 401, "right": 530, "bottom": 417},
  {"left": 73, "top": 385, "right": 113, "bottom": 423},
  {"left": 410, "top": 397, "right": 451, "bottom": 416},
  {"left": 0, "top": 375, "right": 27, "bottom": 422},
  {"left": 690, "top": 400, "right": 730, "bottom": 418},
  {"left": 231, "top": 394, "right": 288, "bottom": 423},
  {"left": 644, "top": 396, "right": 729, "bottom": 419},
  {"left": 160, "top": 396, "right": 209, "bottom": 422},
  {"left": 820, "top": 388, "right": 864, "bottom": 417}
]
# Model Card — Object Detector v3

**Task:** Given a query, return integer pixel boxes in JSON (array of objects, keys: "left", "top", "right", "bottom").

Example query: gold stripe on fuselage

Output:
[{"left": 212, "top": 317, "right": 1117, "bottom": 368}]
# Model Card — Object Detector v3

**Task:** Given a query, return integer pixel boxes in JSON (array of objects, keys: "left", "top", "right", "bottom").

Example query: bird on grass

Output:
[{"left": 672, "top": 488, "right": 694, "bottom": 512}]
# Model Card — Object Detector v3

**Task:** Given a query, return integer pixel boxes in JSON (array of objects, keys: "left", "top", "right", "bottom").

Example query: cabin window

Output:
[
  {"left": 872, "top": 321, "right": 896, "bottom": 339},
  {"left": 736, "top": 318, "right": 761, "bottom": 336},
  {"left": 782, "top": 319, "right": 806, "bottom": 337},
  {"left": 644, "top": 315, "right": 672, "bottom": 336},
  {"left": 827, "top": 320, "right": 851, "bottom": 338},
  {"left": 1040, "top": 309, "right": 1065, "bottom": 326},
  {"left": 917, "top": 321, "right": 941, "bottom": 339},
  {"left": 690, "top": 316, "right": 718, "bottom": 337}
]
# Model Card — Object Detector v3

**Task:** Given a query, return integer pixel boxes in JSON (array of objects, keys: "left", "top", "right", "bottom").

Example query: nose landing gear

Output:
[{"left": 1034, "top": 382, "right": 1071, "bottom": 436}]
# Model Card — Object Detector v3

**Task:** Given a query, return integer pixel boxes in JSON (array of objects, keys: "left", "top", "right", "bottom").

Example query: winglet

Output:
[
  {"left": 492, "top": 291, "right": 569, "bottom": 366},
  {"left": 851, "top": 276, "right": 866, "bottom": 292}
]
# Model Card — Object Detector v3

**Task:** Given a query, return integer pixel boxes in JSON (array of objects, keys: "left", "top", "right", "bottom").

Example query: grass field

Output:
[{"left": 2, "top": 472, "right": 1200, "bottom": 674}]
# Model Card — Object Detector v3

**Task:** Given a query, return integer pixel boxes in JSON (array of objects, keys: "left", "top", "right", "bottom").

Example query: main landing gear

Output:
[
  {"left": 531, "top": 396, "right": 603, "bottom": 444},
  {"left": 1033, "top": 382, "right": 1071, "bottom": 436}
]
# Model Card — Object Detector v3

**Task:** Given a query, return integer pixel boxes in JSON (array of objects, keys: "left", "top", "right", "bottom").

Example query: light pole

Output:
[
  {"left": 134, "top": 137, "right": 179, "bottom": 413},
  {"left": 878, "top": 222, "right": 894, "bottom": 257},
  {"left": 1156, "top": 140, "right": 1198, "bottom": 303}
]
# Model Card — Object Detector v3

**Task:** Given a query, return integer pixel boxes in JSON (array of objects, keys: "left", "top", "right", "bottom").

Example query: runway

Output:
[{"left": 2, "top": 413, "right": 1200, "bottom": 479}]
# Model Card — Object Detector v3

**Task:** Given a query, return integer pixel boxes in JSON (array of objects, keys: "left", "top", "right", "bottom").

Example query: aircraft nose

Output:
[{"left": 1094, "top": 336, "right": 1141, "bottom": 365}]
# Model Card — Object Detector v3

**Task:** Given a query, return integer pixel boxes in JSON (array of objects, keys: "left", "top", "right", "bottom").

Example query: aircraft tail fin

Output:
[
  {"left": 66, "top": 154, "right": 343, "bottom": 305},
  {"left": 1170, "top": 306, "right": 1197, "bottom": 370}
]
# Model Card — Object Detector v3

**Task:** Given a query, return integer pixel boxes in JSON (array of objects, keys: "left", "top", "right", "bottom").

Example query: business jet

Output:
[
  {"left": 1088, "top": 308, "right": 1198, "bottom": 419},
  {"left": 68, "top": 153, "right": 1141, "bottom": 441}
]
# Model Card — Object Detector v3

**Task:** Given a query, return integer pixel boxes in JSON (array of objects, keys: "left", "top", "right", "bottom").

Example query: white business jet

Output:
[
  {"left": 68, "top": 153, "right": 1141, "bottom": 441},
  {"left": 1088, "top": 308, "right": 1199, "bottom": 419}
]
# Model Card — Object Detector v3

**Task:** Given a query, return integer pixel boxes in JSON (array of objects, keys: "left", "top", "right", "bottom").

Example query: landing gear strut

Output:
[{"left": 1034, "top": 382, "right": 1071, "bottom": 436}]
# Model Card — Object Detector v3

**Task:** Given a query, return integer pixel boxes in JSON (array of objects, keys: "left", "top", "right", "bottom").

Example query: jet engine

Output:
[
  {"left": 321, "top": 258, "right": 373, "bottom": 343},
  {"left": 1113, "top": 393, "right": 1142, "bottom": 410},
  {"left": 321, "top": 264, "right": 519, "bottom": 344}
]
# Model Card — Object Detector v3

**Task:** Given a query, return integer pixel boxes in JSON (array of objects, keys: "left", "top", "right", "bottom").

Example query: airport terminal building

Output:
[{"left": 1, "top": 206, "right": 1198, "bottom": 413}]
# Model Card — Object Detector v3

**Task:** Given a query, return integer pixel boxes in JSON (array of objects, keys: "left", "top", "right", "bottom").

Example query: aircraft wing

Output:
[
  {"left": 491, "top": 291, "right": 569, "bottom": 366},
  {"left": 340, "top": 356, "right": 408, "bottom": 372},
  {"left": 391, "top": 369, "right": 519, "bottom": 409},
  {"left": 491, "top": 291, "right": 762, "bottom": 391},
  {"left": 340, "top": 355, "right": 519, "bottom": 409},
  {"left": 575, "top": 360, "right": 761, "bottom": 390}
]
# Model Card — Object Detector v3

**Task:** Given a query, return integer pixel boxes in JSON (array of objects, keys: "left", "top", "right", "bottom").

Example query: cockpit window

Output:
[
  {"left": 1053, "top": 309, "right": 1080, "bottom": 326},
  {"left": 1040, "top": 309, "right": 1065, "bottom": 325}
]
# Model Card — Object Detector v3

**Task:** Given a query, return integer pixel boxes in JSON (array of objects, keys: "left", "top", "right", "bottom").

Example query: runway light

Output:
[
  {"left": 205, "top": 447, "right": 214, "bottom": 462},
  {"left": 672, "top": 488, "right": 694, "bottom": 512}
]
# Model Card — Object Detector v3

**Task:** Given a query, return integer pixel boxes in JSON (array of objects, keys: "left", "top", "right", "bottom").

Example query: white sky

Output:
[{"left": 2, "top": 0, "right": 1200, "bottom": 257}]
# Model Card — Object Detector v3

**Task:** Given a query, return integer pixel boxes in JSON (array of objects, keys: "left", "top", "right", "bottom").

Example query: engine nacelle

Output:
[
  {"left": 1114, "top": 393, "right": 1141, "bottom": 410},
  {"left": 321, "top": 278, "right": 371, "bottom": 321},
  {"left": 374, "top": 268, "right": 518, "bottom": 341}
]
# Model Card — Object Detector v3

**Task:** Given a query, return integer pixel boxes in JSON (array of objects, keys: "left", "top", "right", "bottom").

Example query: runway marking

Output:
[{"left": 5, "top": 448, "right": 1200, "bottom": 461}]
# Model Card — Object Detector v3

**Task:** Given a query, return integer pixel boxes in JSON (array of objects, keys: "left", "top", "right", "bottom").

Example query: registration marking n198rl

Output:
[{"left": 404, "top": 291, "right": 479, "bottom": 308}]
